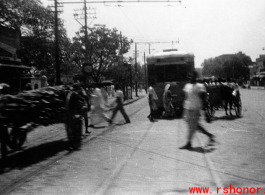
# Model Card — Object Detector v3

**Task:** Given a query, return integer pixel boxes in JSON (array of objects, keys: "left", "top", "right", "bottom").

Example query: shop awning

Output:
[{"left": 0, "top": 63, "right": 31, "bottom": 69}]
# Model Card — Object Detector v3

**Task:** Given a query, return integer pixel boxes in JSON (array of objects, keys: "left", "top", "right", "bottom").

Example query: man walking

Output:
[
  {"left": 109, "top": 85, "right": 130, "bottom": 124},
  {"left": 179, "top": 70, "right": 215, "bottom": 149}
]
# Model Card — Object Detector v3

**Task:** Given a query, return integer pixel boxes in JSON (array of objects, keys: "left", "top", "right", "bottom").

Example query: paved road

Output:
[{"left": 1, "top": 88, "right": 265, "bottom": 195}]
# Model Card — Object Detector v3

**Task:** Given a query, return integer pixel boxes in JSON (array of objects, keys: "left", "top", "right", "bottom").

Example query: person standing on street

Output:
[
  {"left": 162, "top": 84, "right": 175, "bottom": 118},
  {"left": 76, "top": 84, "right": 90, "bottom": 134},
  {"left": 179, "top": 70, "right": 216, "bottom": 149},
  {"left": 0, "top": 84, "right": 10, "bottom": 159},
  {"left": 109, "top": 84, "right": 130, "bottom": 124},
  {"left": 147, "top": 81, "right": 158, "bottom": 122}
]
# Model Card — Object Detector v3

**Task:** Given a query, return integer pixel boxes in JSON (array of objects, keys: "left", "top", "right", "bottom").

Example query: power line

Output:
[
  {"left": 118, "top": 6, "right": 147, "bottom": 42},
  {"left": 48, "top": 0, "right": 181, "bottom": 84},
  {"left": 54, "top": 1, "right": 181, "bottom": 4}
]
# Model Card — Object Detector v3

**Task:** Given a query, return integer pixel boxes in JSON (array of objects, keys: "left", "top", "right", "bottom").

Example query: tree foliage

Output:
[
  {"left": 1, "top": 0, "right": 136, "bottom": 84},
  {"left": 201, "top": 52, "right": 252, "bottom": 80},
  {"left": 0, "top": 0, "right": 69, "bottom": 78},
  {"left": 71, "top": 26, "right": 133, "bottom": 83}
]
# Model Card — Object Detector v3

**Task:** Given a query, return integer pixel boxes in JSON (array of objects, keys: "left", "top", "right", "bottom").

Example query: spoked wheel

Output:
[
  {"left": 234, "top": 96, "right": 242, "bottom": 117},
  {"left": 7, "top": 127, "right": 27, "bottom": 150}
]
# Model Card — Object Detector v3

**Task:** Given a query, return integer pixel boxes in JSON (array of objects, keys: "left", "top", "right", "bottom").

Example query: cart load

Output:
[{"left": 0, "top": 85, "right": 87, "bottom": 158}]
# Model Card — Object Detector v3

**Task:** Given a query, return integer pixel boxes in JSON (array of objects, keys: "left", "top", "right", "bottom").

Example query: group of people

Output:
[
  {"left": 147, "top": 82, "right": 176, "bottom": 121},
  {"left": 147, "top": 70, "right": 216, "bottom": 150},
  {"left": 75, "top": 84, "right": 130, "bottom": 135}
]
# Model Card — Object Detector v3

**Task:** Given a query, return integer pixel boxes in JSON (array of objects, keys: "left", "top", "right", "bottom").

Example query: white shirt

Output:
[
  {"left": 91, "top": 88, "right": 104, "bottom": 107},
  {"left": 183, "top": 83, "right": 206, "bottom": 110},
  {"left": 116, "top": 89, "right": 124, "bottom": 103}
]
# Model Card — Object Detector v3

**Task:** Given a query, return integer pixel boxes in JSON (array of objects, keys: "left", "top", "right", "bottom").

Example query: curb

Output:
[
  {"left": 248, "top": 87, "right": 265, "bottom": 90},
  {"left": 106, "top": 94, "right": 146, "bottom": 111},
  {"left": 124, "top": 95, "right": 146, "bottom": 105}
]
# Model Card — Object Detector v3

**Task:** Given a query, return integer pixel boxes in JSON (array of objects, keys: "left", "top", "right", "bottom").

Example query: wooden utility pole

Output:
[
  {"left": 84, "top": 0, "right": 88, "bottom": 61},
  {"left": 51, "top": 0, "right": 180, "bottom": 85},
  {"left": 135, "top": 42, "right": 138, "bottom": 97},
  {"left": 144, "top": 52, "right": 147, "bottom": 92},
  {"left": 54, "top": 0, "right": 60, "bottom": 85}
]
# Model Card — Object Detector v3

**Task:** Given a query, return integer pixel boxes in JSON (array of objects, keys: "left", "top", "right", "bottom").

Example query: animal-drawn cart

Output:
[
  {"left": 204, "top": 83, "right": 242, "bottom": 118},
  {"left": 0, "top": 85, "right": 87, "bottom": 158}
]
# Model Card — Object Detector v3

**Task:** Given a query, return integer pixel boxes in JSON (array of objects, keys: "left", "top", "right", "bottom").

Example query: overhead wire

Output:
[{"left": 118, "top": 5, "right": 147, "bottom": 42}]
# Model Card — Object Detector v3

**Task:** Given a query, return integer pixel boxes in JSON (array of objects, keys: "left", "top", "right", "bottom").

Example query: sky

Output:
[{"left": 40, "top": 0, "right": 265, "bottom": 67}]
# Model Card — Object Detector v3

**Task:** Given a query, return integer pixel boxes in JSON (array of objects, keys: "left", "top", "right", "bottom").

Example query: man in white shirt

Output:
[
  {"left": 180, "top": 70, "right": 215, "bottom": 149},
  {"left": 109, "top": 85, "right": 130, "bottom": 124}
]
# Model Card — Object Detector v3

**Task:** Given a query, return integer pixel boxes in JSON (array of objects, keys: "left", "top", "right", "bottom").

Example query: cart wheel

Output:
[{"left": 7, "top": 127, "right": 27, "bottom": 150}]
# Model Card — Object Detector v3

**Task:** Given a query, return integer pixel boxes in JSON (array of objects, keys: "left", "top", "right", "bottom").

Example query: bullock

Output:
[{"left": 204, "top": 80, "right": 237, "bottom": 117}]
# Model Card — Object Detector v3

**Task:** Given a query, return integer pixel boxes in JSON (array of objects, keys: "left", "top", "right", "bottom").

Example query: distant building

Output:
[
  {"left": 250, "top": 55, "right": 265, "bottom": 86},
  {"left": 0, "top": 25, "right": 31, "bottom": 94},
  {"left": 256, "top": 54, "right": 265, "bottom": 73}
]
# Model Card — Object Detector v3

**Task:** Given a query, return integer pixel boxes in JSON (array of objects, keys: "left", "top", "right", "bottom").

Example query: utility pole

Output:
[
  {"left": 130, "top": 62, "right": 133, "bottom": 99},
  {"left": 135, "top": 42, "right": 138, "bottom": 97},
  {"left": 52, "top": 0, "right": 63, "bottom": 85},
  {"left": 50, "top": 0, "right": 180, "bottom": 85},
  {"left": 120, "top": 31, "right": 123, "bottom": 66},
  {"left": 120, "top": 31, "right": 126, "bottom": 98},
  {"left": 84, "top": 0, "right": 88, "bottom": 61},
  {"left": 144, "top": 52, "right": 147, "bottom": 93},
  {"left": 73, "top": 3, "right": 96, "bottom": 84}
]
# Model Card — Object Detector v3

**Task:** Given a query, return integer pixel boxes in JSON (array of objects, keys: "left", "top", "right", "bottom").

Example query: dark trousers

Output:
[
  {"left": 198, "top": 125, "right": 212, "bottom": 138},
  {"left": 111, "top": 101, "right": 130, "bottom": 122},
  {"left": 148, "top": 107, "right": 155, "bottom": 120}
]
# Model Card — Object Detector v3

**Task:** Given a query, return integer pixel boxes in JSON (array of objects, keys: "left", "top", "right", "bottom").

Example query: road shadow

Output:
[
  {"left": 0, "top": 139, "right": 71, "bottom": 173},
  {"left": 153, "top": 113, "right": 183, "bottom": 121},
  {"left": 214, "top": 115, "right": 241, "bottom": 121},
  {"left": 114, "top": 122, "right": 132, "bottom": 126},
  {"left": 91, "top": 125, "right": 107, "bottom": 129},
  {"left": 188, "top": 146, "right": 216, "bottom": 153}
]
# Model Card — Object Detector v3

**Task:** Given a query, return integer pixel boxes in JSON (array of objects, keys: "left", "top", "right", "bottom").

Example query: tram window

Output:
[
  {"left": 178, "top": 65, "right": 188, "bottom": 80},
  {"left": 154, "top": 64, "right": 189, "bottom": 82},
  {"left": 147, "top": 64, "right": 156, "bottom": 82},
  {"left": 165, "top": 65, "right": 177, "bottom": 81},
  {"left": 156, "top": 66, "right": 164, "bottom": 82}
]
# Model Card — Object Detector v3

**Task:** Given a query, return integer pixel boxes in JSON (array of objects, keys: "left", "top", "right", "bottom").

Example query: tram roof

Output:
[{"left": 146, "top": 50, "right": 194, "bottom": 59}]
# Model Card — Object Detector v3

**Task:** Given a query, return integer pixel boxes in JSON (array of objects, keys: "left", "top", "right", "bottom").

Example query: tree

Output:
[
  {"left": 72, "top": 26, "right": 133, "bottom": 83},
  {"left": 201, "top": 52, "right": 252, "bottom": 80},
  {"left": 1, "top": 0, "right": 69, "bottom": 79},
  {"left": 201, "top": 57, "right": 224, "bottom": 78}
]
